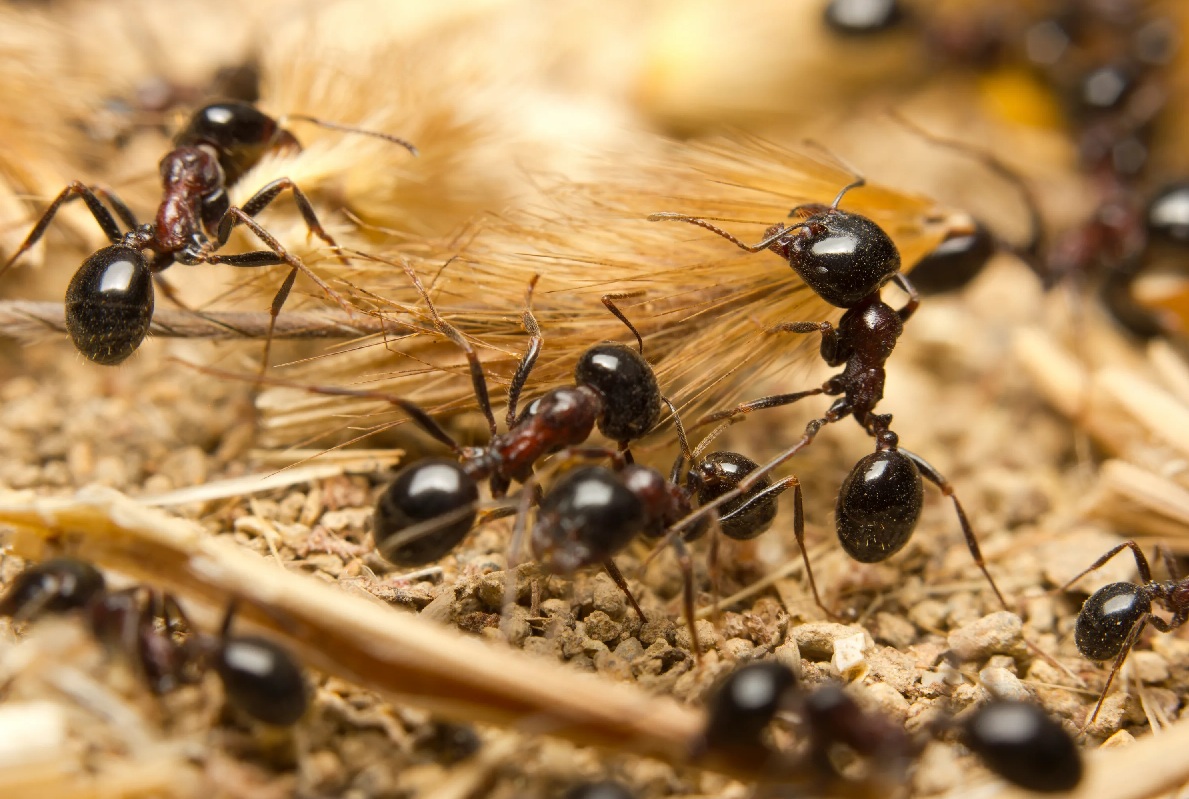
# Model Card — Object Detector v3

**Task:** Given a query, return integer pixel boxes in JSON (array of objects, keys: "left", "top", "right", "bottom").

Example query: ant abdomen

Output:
[
  {"left": 781, "top": 211, "right": 901, "bottom": 308},
  {"left": 963, "top": 700, "right": 1083, "bottom": 793},
  {"left": 835, "top": 449, "right": 923, "bottom": 563},
  {"left": 1146, "top": 181, "right": 1189, "bottom": 245},
  {"left": 1074, "top": 581, "right": 1150, "bottom": 661},
  {"left": 531, "top": 466, "right": 645, "bottom": 574},
  {"left": 693, "top": 452, "right": 779, "bottom": 540},
  {"left": 215, "top": 634, "right": 309, "bottom": 726},
  {"left": 0, "top": 557, "right": 106, "bottom": 618},
  {"left": 574, "top": 343, "right": 661, "bottom": 443},
  {"left": 65, "top": 246, "right": 155, "bottom": 365},
  {"left": 823, "top": 0, "right": 906, "bottom": 37},
  {"left": 910, "top": 221, "right": 996, "bottom": 295},
  {"left": 700, "top": 661, "right": 797, "bottom": 753},
  {"left": 374, "top": 459, "right": 480, "bottom": 567}
]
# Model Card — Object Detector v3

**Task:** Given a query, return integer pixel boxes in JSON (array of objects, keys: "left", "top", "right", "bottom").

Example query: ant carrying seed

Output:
[
  {"left": 0, "top": 557, "right": 308, "bottom": 726},
  {"left": 1058, "top": 539, "right": 1188, "bottom": 724},
  {"left": 0, "top": 100, "right": 417, "bottom": 366},
  {"left": 961, "top": 700, "right": 1083, "bottom": 793},
  {"left": 650, "top": 180, "right": 1010, "bottom": 617}
]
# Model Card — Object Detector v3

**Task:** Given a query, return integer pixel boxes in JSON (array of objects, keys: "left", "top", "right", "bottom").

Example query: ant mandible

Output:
[
  {"left": 0, "top": 557, "right": 309, "bottom": 726},
  {"left": 1057, "top": 539, "right": 1189, "bottom": 724},
  {"left": 0, "top": 101, "right": 417, "bottom": 366},
  {"left": 650, "top": 180, "right": 1010, "bottom": 615}
]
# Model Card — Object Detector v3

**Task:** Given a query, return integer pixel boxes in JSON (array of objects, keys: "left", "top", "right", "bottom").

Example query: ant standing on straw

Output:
[
  {"left": 0, "top": 101, "right": 417, "bottom": 367},
  {"left": 650, "top": 178, "right": 1010, "bottom": 616}
]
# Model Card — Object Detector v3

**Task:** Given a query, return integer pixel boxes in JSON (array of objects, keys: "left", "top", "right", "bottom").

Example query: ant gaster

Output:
[
  {"left": 650, "top": 180, "right": 1010, "bottom": 615},
  {"left": 0, "top": 557, "right": 308, "bottom": 726},
  {"left": 962, "top": 700, "right": 1083, "bottom": 793},
  {"left": 0, "top": 101, "right": 416, "bottom": 366},
  {"left": 1058, "top": 539, "right": 1189, "bottom": 724}
]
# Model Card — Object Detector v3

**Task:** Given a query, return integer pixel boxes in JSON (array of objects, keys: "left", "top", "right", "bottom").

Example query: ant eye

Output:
[
  {"left": 574, "top": 344, "right": 661, "bottom": 443},
  {"left": 65, "top": 246, "right": 153, "bottom": 365},
  {"left": 789, "top": 211, "right": 901, "bottom": 307},
  {"left": 374, "top": 459, "right": 479, "bottom": 566},
  {"left": 835, "top": 450, "right": 922, "bottom": 563},
  {"left": 963, "top": 700, "right": 1083, "bottom": 793},
  {"left": 1074, "top": 582, "right": 1150, "bottom": 661}
]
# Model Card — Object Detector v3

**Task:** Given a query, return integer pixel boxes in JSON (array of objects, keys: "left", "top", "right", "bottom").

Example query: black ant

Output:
[
  {"left": 1057, "top": 539, "right": 1188, "bottom": 724},
  {"left": 0, "top": 101, "right": 417, "bottom": 366},
  {"left": 0, "top": 557, "right": 308, "bottom": 726},
  {"left": 962, "top": 699, "right": 1083, "bottom": 793},
  {"left": 650, "top": 181, "right": 1009, "bottom": 616},
  {"left": 519, "top": 408, "right": 796, "bottom": 654}
]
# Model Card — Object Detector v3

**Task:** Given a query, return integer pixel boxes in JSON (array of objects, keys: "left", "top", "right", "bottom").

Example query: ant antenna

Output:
[
  {"left": 601, "top": 291, "right": 647, "bottom": 354},
  {"left": 886, "top": 111, "right": 1043, "bottom": 260},
  {"left": 282, "top": 114, "right": 419, "bottom": 156},
  {"left": 830, "top": 178, "right": 867, "bottom": 210},
  {"left": 647, "top": 214, "right": 806, "bottom": 253}
]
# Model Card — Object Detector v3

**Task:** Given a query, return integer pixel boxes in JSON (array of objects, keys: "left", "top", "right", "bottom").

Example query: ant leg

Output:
[
  {"left": 1, "top": 182, "right": 125, "bottom": 278},
  {"left": 770, "top": 320, "right": 842, "bottom": 365},
  {"left": 601, "top": 291, "right": 648, "bottom": 354},
  {"left": 223, "top": 177, "right": 350, "bottom": 266},
  {"left": 647, "top": 214, "right": 801, "bottom": 252},
  {"left": 90, "top": 187, "right": 140, "bottom": 231},
  {"left": 776, "top": 475, "right": 835, "bottom": 619},
  {"left": 696, "top": 387, "right": 825, "bottom": 428},
  {"left": 669, "top": 538, "right": 701, "bottom": 665},
  {"left": 1055, "top": 541, "right": 1153, "bottom": 594},
  {"left": 209, "top": 209, "right": 354, "bottom": 374},
  {"left": 1156, "top": 543, "right": 1179, "bottom": 581},
  {"left": 899, "top": 449, "right": 1010, "bottom": 611},
  {"left": 891, "top": 273, "right": 920, "bottom": 323},
  {"left": 185, "top": 360, "right": 463, "bottom": 453},
  {"left": 1087, "top": 615, "right": 1148, "bottom": 725},
  {"left": 601, "top": 558, "right": 647, "bottom": 623},
  {"left": 506, "top": 275, "right": 543, "bottom": 428},
  {"left": 351, "top": 251, "right": 500, "bottom": 439}
]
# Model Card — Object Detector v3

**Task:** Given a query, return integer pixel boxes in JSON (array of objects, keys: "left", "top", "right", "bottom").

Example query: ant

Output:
[
  {"left": 0, "top": 101, "right": 417, "bottom": 366},
  {"left": 962, "top": 699, "right": 1083, "bottom": 793},
  {"left": 562, "top": 781, "right": 635, "bottom": 799},
  {"left": 519, "top": 407, "right": 796, "bottom": 654},
  {"left": 0, "top": 557, "right": 308, "bottom": 726},
  {"left": 650, "top": 180, "right": 1010, "bottom": 616},
  {"left": 1057, "top": 539, "right": 1188, "bottom": 724}
]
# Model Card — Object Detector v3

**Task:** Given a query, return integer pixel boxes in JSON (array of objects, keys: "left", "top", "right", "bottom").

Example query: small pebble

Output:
[
  {"left": 583, "top": 611, "right": 621, "bottom": 643},
  {"left": 794, "top": 622, "right": 872, "bottom": 661},
  {"left": 831, "top": 632, "right": 869, "bottom": 680},
  {"left": 947, "top": 611, "right": 1022, "bottom": 662},
  {"left": 978, "top": 666, "right": 1031, "bottom": 702}
]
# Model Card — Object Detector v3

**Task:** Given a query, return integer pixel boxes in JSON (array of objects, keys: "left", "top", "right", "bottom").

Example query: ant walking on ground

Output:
[
  {"left": 1058, "top": 539, "right": 1189, "bottom": 724},
  {"left": 0, "top": 557, "right": 309, "bottom": 726},
  {"left": 650, "top": 178, "right": 1010, "bottom": 616},
  {"left": 0, "top": 101, "right": 417, "bottom": 367}
]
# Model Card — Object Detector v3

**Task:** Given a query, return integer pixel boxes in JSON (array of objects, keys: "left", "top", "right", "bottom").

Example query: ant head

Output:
[
  {"left": 823, "top": 0, "right": 906, "bottom": 36},
  {"left": 963, "top": 700, "right": 1083, "bottom": 793},
  {"left": 374, "top": 459, "right": 479, "bottom": 566},
  {"left": 175, "top": 102, "right": 299, "bottom": 185},
  {"left": 692, "top": 452, "right": 778, "bottom": 541},
  {"left": 531, "top": 466, "right": 644, "bottom": 573},
  {"left": 215, "top": 633, "right": 309, "bottom": 726},
  {"left": 0, "top": 557, "right": 106, "bottom": 619},
  {"left": 65, "top": 245, "right": 154, "bottom": 365},
  {"left": 780, "top": 210, "right": 902, "bottom": 308},
  {"left": 701, "top": 661, "right": 797, "bottom": 753},
  {"left": 1074, "top": 581, "right": 1150, "bottom": 661},
  {"left": 574, "top": 344, "right": 661, "bottom": 443},
  {"left": 835, "top": 449, "right": 922, "bottom": 563}
]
